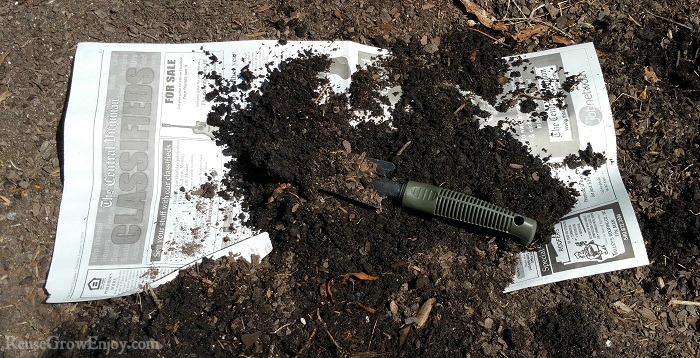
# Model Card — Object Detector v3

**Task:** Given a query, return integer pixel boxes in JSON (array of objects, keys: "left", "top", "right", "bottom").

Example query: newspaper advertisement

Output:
[{"left": 47, "top": 40, "right": 647, "bottom": 303}]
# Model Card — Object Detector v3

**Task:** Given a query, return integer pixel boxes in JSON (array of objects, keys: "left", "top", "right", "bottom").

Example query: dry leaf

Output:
[
  {"left": 510, "top": 24, "right": 549, "bottom": 42},
  {"left": 413, "top": 297, "right": 436, "bottom": 329},
  {"left": 639, "top": 86, "right": 648, "bottom": 100},
  {"left": 457, "top": 0, "right": 506, "bottom": 31},
  {"left": 552, "top": 35, "right": 575, "bottom": 46},
  {"left": 644, "top": 66, "right": 659, "bottom": 83},
  {"left": 355, "top": 302, "right": 376, "bottom": 314},
  {"left": 339, "top": 272, "right": 379, "bottom": 283}
]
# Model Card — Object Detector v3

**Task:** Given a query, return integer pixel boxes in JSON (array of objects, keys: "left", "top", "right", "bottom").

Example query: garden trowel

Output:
[{"left": 325, "top": 157, "right": 537, "bottom": 246}]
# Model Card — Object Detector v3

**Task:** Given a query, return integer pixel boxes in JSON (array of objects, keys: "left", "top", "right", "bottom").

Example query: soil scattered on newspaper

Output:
[
  {"left": 1, "top": 0, "right": 698, "bottom": 357},
  {"left": 49, "top": 31, "right": 580, "bottom": 356}
]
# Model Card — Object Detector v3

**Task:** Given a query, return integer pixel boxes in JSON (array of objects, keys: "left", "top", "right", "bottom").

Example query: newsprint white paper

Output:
[{"left": 47, "top": 41, "right": 647, "bottom": 302}]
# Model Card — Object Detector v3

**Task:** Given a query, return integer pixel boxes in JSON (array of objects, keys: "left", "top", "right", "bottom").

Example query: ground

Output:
[{"left": 0, "top": 0, "right": 698, "bottom": 357}]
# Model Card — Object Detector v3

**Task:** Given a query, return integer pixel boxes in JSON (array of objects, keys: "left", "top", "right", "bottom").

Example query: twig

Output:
[
  {"left": 145, "top": 284, "right": 163, "bottom": 309},
  {"left": 9, "top": 160, "right": 23, "bottom": 171},
  {"left": 297, "top": 326, "right": 317, "bottom": 355},
  {"left": 610, "top": 93, "right": 639, "bottom": 105},
  {"left": 529, "top": 4, "right": 546, "bottom": 20},
  {"left": 0, "top": 51, "right": 10, "bottom": 65},
  {"left": 368, "top": 318, "right": 378, "bottom": 350},
  {"left": 644, "top": 12, "right": 692, "bottom": 30},
  {"left": 467, "top": 27, "right": 508, "bottom": 46},
  {"left": 530, "top": 19, "right": 574, "bottom": 40},
  {"left": 395, "top": 141, "right": 412, "bottom": 157},
  {"left": 315, "top": 83, "right": 330, "bottom": 103},
  {"left": 628, "top": 15, "right": 642, "bottom": 27},
  {"left": 501, "top": 0, "right": 511, "bottom": 21},
  {"left": 316, "top": 309, "right": 343, "bottom": 353},
  {"left": 669, "top": 299, "right": 700, "bottom": 307},
  {"left": 270, "top": 323, "right": 292, "bottom": 334}
]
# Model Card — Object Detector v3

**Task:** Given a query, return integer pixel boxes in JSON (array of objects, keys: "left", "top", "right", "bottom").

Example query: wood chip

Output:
[
  {"left": 552, "top": 35, "right": 576, "bottom": 46},
  {"left": 398, "top": 325, "right": 411, "bottom": 346},
  {"left": 390, "top": 300, "right": 398, "bottom": 317},
  {"left": 638, "top": 307, "right": 657, "bottom": 322},
  {"left": 613, "top": 300, "right": 633, "bottom": 314},
  {"left": 0, "top": 90, "right": 11, "bottom": 105},
  {"left": 413, "top": 297, "right": 436, "bottom": 329}
]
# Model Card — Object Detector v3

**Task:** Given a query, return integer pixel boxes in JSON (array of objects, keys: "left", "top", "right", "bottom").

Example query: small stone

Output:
[
  {"left": 241, "top": 331, "right": 262, "bottom": 348},
  {"left": 423, "top": 43, "right": 439, "bottom": 54},
  {"left": 420, "top": 35, "right": 428, "bottom": 46}
]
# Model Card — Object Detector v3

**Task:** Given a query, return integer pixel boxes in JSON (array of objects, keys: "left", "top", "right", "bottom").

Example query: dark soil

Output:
[
  {"left": 563, "top": 142, "right": 607, "bottom": 169},
  {"left": 49, "top": 31, "right": 580, "bottom": 357},
  {"left": 1, "top": 0, "right": 698, "bottom": 357}
]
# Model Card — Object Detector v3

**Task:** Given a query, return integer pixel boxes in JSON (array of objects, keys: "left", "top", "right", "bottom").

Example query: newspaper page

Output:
[
  {"left": 480, "top": 43, "right": 650, "bottom": 292},
  {"left": 47, "top": 40, "right": 647, "bottom": 303},
  {"left": 46, "top": 41, "right": 387, "bottom": 303}
]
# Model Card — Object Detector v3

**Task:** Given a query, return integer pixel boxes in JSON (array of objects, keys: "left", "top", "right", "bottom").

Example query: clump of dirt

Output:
[
  {"left": 50, "top": 32, "right": 580, "bottom": 356},
  {"left": 321, "top": 148, "right": 384, "bottom": 209},
  {"left": 348, "top": 66, "right": 388, "bottom": 117},
  {"left": 563, "top": 142, "right": 607, "bottom": 169}
]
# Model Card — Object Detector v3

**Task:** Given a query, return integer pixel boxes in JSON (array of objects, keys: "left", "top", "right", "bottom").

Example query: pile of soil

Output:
[
  {"left": 49, "top": 32, "right": 580, "bottom": 357},
  {"left": 2, "top": 1, "right": 699, "bottom": 357}
]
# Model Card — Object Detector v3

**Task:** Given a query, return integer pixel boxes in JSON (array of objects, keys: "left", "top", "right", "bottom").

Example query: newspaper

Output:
[
  {"left": 485, "top": 44, "right": 650, "bottom": 292},
  {"left": 46, "top": 41, "right": 386, "bottom": 303},
  {"left": 47, "top": 41, "right": 647, "bottom": 303}
]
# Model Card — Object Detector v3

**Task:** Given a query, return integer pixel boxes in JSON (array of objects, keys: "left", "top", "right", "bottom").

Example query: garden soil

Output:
[{"left": 0, "top": 0, "right": 698, "bottom": 357}]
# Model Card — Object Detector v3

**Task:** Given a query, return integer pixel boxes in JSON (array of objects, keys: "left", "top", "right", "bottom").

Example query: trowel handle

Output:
[{"left": 399, "top": 181, "right": 537, "bottom": 246}]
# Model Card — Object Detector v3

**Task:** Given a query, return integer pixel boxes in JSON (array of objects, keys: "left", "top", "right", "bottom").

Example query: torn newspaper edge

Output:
[{"left": 47, "top": 40, "right": 646, "bottom": 302}]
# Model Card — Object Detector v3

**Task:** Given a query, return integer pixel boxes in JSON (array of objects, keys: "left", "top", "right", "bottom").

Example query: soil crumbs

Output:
[
  {"left": 1, "top": 1, "right": 698, "bottom": 358},
  {"left": 50, "top": 32, "right": 581, "bottom": 357}
]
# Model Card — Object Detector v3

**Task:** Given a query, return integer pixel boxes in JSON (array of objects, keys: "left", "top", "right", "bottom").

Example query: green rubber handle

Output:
[{"left": 399, "top": 181, "right": 537, "bottom": 246}]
